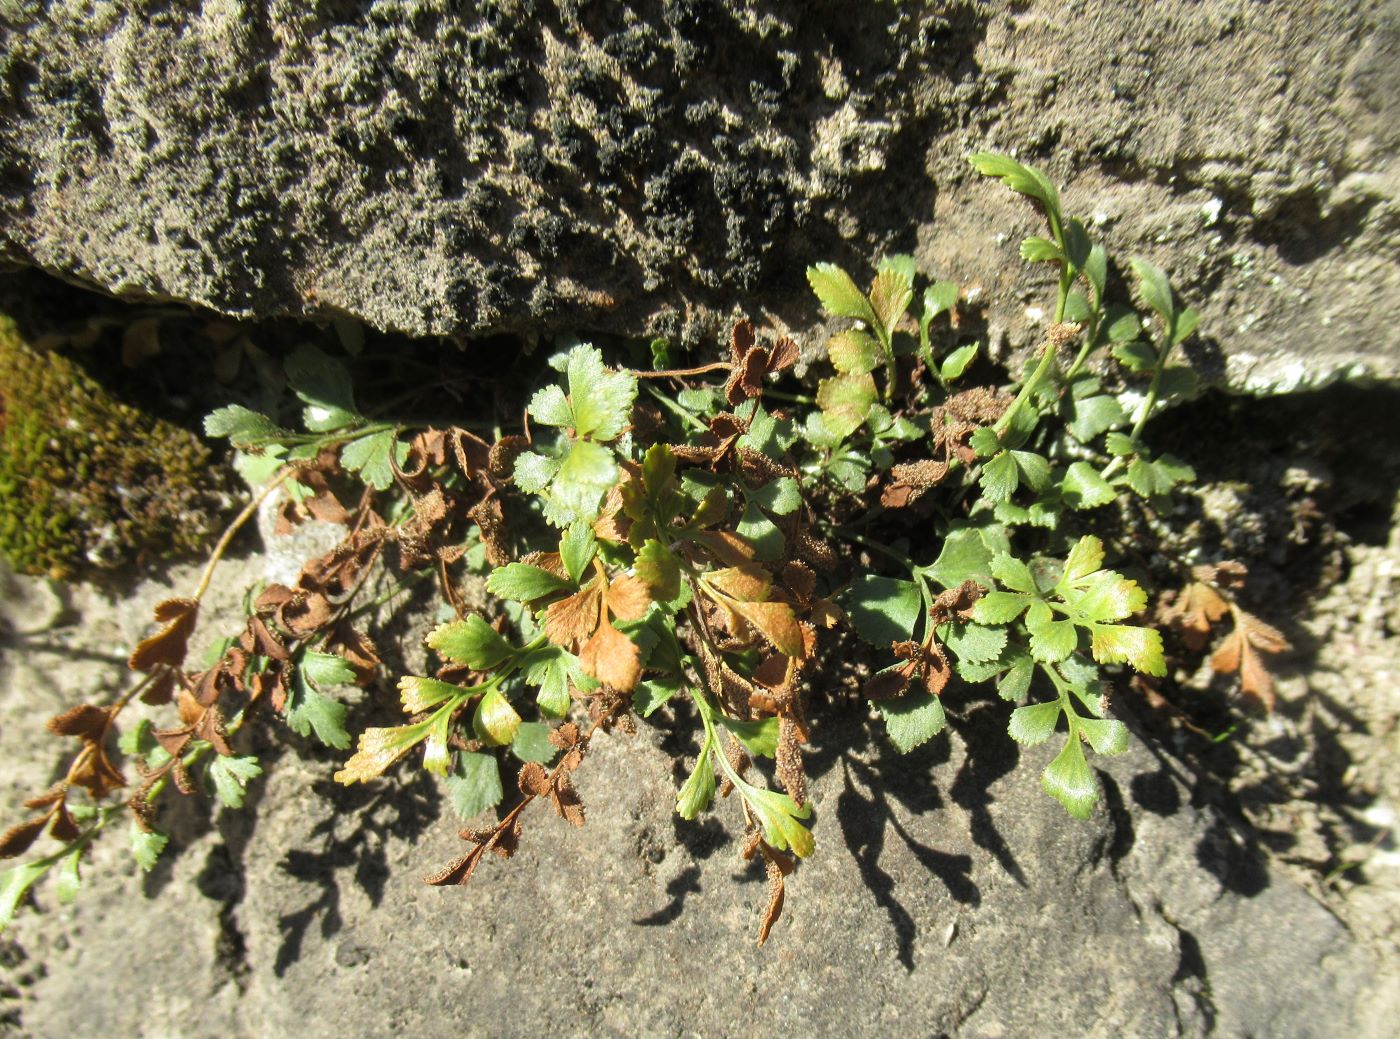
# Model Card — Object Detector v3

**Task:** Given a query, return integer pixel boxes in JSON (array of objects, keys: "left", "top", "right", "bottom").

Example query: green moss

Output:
[{"left": 0, "top": 314, "right": 226, "bottom": 578}]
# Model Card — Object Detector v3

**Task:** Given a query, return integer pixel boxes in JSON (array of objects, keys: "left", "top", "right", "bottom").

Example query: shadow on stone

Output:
[
  {"left": 632, "top": 867, "right": 703, "bottom": 927},
  {"left": 273, "top": 771, "right": 439, "bottom": 977},
  {"left": 950, "top": 702, "right": 1027, "bottom": 885}
]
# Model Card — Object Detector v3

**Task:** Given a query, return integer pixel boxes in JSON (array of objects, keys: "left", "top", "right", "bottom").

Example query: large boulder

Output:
[{"left": 1, "top": 1, "right": 1397, "bottom": 390}]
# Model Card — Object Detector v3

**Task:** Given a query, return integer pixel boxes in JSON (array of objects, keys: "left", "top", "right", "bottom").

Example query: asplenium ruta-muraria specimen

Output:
[{"left": 4, "top": 153, "right": 1231, "bottom": 946}]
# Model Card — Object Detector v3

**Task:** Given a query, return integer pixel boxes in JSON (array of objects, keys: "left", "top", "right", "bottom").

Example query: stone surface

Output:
[
  {"left": 1, "top": 544, "right": 1395, "bottom": 1038},
  {"left": 1, "top": 1, "right": 1398, "bottom": 390}
]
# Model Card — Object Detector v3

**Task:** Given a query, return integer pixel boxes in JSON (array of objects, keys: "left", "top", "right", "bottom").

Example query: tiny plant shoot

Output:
[{"left": 1, "top": 154, "right": 1287, "bottom": 946}]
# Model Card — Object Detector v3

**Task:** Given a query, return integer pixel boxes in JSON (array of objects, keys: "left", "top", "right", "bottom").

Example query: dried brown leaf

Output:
[
  {"left": 46, "top": 704, "right": 110, "bottom": 740},
  {"left": 863, "top": 665, "right": 913, "bottom": 700},
  {"left": 176, "top": 687, "right": 203, "bottom": 726},
  {"left": 731, "top": 600, "right": 806, "bottom": 658},
  {"left": 0, "top": 817, "right": 48, "bottom": 859},
  {"left": 705, "top": 657, "right": 756, "bottom": 718},
  {"left": 1238, "top": 639, "right": 1278, "bottom": 710},
  {"left": 549, "top": 722, "right": 582, "bottom": 751},
  {"left": 781, "top": 561, "right": 816, "bottom": 602},
  {"left": 928, "top": 581, "right": 984, "bottom": 626},
  {"left": 484, "top": 433, "right": 523, "bottom": 479},
  {"left": 21, "top": 784, "right": 67, "bottom": 811},
  {"left": 48, "top": 804, "right": 81, "bottom": 843},
  {"left": 424, "top": 847, "right": 485, "bottom": 887},
  {"left": 776, "top": 717, "right": 807, "bottom": 806},
  {"left": 521, "top": 551, "right": 570, "bottom": 579},
  {"left": 153, "top": 727, "right": 194, "bottom": 759},
  {"left": 730, "top": 318, "right": 756, "bottom": 362},
  {"left": 254, "top": 584, "right": 296, "bottom": 615},
  {"left": 518, "top": 761, "right": 551, "bottom": 797},
  {"left": 276, "top": 591, "right": 335, "bottom": 638},
  {"left": 304, "top": 488, "right": 351, "bottom": 525},
  {"left": 881, "top": 460, "right": 950, "bottom": 508},
  {"left": 467, "top": 498, "right": 510, "bottom": 567},
  {"left": 192, "top": 704, "right": 233, "bottom": 757},
  {"left": 326, "top": 623, "right": 380, "bottom": 685},
  {"left": 768, "top": 337, "right": 799, "bottom": 373},
  {"left": 491, "top": 817, "right": 523, "bottom": 859},
  {"left": 755, "top": 843, "right": 794, "bottom": 946},
  {"left": 920, "top": 641, "right": 953, "bottom": 697},
  {"left": 705, "top": 564, "right": 772, "bottom": 603},
  {"left": 1161, "top": 581, "right": 1230, "bottom": 650},
  {"left": 809, "top": 598, "right": 845, "bottom": 629},
  {"left": 578, "top": 623, "right": 641, "bottom": 692},
  {"left": 128, "top": 598, "right": 199, "bottom": 673},
  {"left": 752, "top": 654, "right": 791, "bottom": 691},
  {"left": 545, "top": 583, "right": 602, "bottom": 646},
  {"left": 795, "top": 531, "right": 837, "bottom": 572},
  {"left": 1239, "top": 611, "right": 1290, "bottom": 655},
  {"left": 140, "top": 668, "right": 179, "bottom": 706},
  {"left": 1210, "top": 629, "right": 1242, "bottom": 675},
  {"left": 691, "top": 531, "right": 756, "bottom": 567},
  {"left": 606, "top": 574, "right": 653, "bottom": 623},
  {"left": 550, "top": 773, "right": 586, "bottom": 827}
]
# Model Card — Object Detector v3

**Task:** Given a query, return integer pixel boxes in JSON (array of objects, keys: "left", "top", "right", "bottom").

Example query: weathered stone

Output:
[
  {"left": 1, "top": 1, "right": 1396, "bottom": 391},
  {"left": 1, "top": 548, "right": 1393, "bottom": 1038}
]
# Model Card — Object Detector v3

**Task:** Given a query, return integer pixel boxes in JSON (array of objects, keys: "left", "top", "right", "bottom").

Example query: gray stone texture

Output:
[
  {"left": 1, "top": 1, "right": 1398, "bottom": 390},
  {"left": 1, "top": 546, "right": 1395, "bottom": 1038}
]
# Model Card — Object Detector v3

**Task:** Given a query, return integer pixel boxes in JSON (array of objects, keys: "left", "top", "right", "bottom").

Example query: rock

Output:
[
  {"left": 1, "top": 1, "right": 1396, "bottom": 391},
  {"left": 0, "top": 552, "right": 1389, "bottom": 1037}
]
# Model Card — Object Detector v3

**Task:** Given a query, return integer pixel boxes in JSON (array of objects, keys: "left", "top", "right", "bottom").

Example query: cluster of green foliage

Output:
[
  {"left": 2, "top": 154, "right": 1222, "bottom": 942},
  {"left": 0, "top": 315, "right": 225, "bottom": 578}
]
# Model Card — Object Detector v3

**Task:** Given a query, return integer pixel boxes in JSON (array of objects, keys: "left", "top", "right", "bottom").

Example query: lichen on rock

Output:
[{"left": 0, "top": 314, "right": 227, "bottom": 577}]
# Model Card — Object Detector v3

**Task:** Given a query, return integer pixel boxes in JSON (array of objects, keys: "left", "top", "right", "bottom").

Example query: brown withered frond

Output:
[
  {"left": 1160, "top": 562, "right": 1290, "bottom": 710},
  {"left": 881, "top": 460, "right": 950, "bottom": 508},
  {"left": 0, "top": 817, "right": 49, "bottom": 860},
  {"left": 742, "top": 832, "right": 795, "bottom": 946},
  {"left": 776, "top": 717, "right": 808, "bottom": 807},
  {"left": 724, "top": 319, "right": 799, "bottom": 406},
  {"left": 128, "top": 597, "right": 199, "bottom": 675},
  {"left": 47, "top": 704, "right": 125, "bottom": 798},
  {"left": 1211, "top": 608, "right": 1291, "bottom": 711},
  {"left": 1164, "top": 582, "right": 1229, "bottom": 650}
]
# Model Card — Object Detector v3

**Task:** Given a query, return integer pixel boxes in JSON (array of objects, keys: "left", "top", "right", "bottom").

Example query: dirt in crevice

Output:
[{"left": 1132, "top": 385, "right": 1400, "bottom": 963}]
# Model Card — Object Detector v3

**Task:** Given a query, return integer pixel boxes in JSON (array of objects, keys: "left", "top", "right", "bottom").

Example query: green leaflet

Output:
[
  {"left": 742, "top": 785, "right": 815, "bottom": 858},
  {"left": 718, "top": 716, "right": 780, "bottom": 758},
  {"left": 511, "top": 722, "right": 558, "bottom": 764},
  {"left": 926, "top": 526, "right": 1002, "bottom": 590},
  {"left": 807, "top": 262, "right": 878, "bottom": 324},
  {"left": 487, "top": 563, "right": 574, "bottom": 603},
  {"left": 530, "top": 344, "right": 637, "bottom": 442},
  {"left": 843, "top": 576, "right": 922, "bottom": 646},
  {"left": 341, "top": 429, "right": 409, "bottom": 491},
  {"left": 446, "top": 752, "right": 504, "bottom": 820},
  {"left": 285, "top": 344, "right": 360, "bottom": 432},
  {"left": 207, "top": 755, "right": 263, "bottom": 809},
  {"left": 288, "top": 653, "right": 352, "bottom": 749},
  {"left": 204, "top": 405, "right": 289, "bottom": 447},
  {"left": 427, "top": 616, "right": 514, "bottom": 671},
  {"left": 880, "top": 691, "right": 947, "bottom": 753},
  {"left": 0, "top": 858, "right": 55, "bottom": 931},
  {"left": 968, "top": 153, "right": 1063, "bottom": 223},
  {"left": 130, "top": 822, "right": 169, "bottom": 872},
  {"left": 1008, "top": 701, "right": 1061, "bottom": 745},
  {"left": 1042, "top": 736, "right": 1098, "bottom": 820},
  {"left": 559, "top": 521, "right": 597, "bottom": 584},
  {"left": 676, "top": 743, "right": 716, "bottom": 820}
]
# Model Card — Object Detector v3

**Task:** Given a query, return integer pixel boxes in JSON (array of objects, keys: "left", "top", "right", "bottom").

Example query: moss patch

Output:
[{"left": 0, "top": 314, "right": 226, "bottom": 577}]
